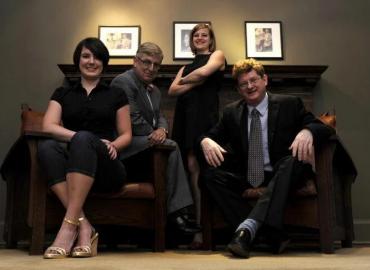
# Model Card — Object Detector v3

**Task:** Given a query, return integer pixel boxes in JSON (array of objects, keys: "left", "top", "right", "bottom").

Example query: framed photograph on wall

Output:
[
  {"left": 245, "top": 21, "right": 283, "bottom": 60},
  {"left": 99, "top": 26, "right": 141, "bottom": 58},
  {"left": 173, "top": 21, "right": 211, "bottom": 60}
]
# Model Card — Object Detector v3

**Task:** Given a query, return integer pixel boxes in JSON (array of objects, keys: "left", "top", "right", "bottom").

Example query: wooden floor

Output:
[{"left": 0, "top": 245, "right": 369, "bottom": 270}]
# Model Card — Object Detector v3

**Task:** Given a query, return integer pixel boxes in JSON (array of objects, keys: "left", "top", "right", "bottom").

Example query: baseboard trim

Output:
[
  {"left": 0, "top": 220, "right": 370, "bottom": 245},
  {"left": 354, "top": 219, "right": 370, "bottom": 242},
  {"left": 0, "top": 221, "right": 4, "bottom": 246}
]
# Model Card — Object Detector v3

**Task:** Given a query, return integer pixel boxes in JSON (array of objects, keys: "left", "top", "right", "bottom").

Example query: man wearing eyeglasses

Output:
[
  {"left": 110, "top": 42, "right": 199, "bottom": 235},
  {"left": 199, "top": 58, "right": 334, "bottom": 258}
]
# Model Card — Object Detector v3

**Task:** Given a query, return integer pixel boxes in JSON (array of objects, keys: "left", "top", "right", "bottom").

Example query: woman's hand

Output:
[{"left": 101, "top": 139, "right": 118, "bottom": 160}]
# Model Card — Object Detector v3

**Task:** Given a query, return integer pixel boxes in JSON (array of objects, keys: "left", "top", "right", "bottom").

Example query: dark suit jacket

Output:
[{"left": 200, "top": 93, "right": 334, "bottom": 174}]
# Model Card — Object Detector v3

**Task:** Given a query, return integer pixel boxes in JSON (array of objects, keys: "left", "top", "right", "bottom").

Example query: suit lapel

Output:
[
  {"left": 238, "top": 102, "right": 248, "bottom": 156},
  {"left": 149, "top": 87, "right": 160, "bottom": 114},
  {"left": 267, "top": 94, "right": 280, "bottom": 147},
  {"left": 137, "top": 83, "right": 155, "bottom": 125}
]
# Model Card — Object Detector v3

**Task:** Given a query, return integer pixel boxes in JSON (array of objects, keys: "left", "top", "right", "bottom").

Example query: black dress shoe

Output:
[
  {"left": 171, "top": 215, "right": 201, "bottom": 235},
  {"left": 227, "top": 229, "right": 252, "bottom": 258}
]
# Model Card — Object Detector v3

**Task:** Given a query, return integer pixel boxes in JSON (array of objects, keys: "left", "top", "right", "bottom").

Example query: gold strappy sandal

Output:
[
  {"left": 43, "top": 217, "right": 80, "bottom": 259},
  {"left": 71, "top": 217, "right": 99, "bottom": 258}
]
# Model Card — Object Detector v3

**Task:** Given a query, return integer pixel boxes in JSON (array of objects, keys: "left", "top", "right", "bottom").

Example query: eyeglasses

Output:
[
  {"left": 238, "top": 77, "right": 262, "bottom": 90},
  {"left": 136, "top": 57, "right": 161, "bottom": 71}
]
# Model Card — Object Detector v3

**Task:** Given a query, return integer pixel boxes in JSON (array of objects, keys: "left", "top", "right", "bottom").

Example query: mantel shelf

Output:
[
  {"left": 58, "top": 64, "right": 328, "bottom": 111},
  {"left": 58, "top": 64, "right": 328, "bottom": 87}
]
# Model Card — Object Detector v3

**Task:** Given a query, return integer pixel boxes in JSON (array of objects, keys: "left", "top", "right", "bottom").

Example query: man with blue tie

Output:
[{"left": 199, "top": 58, "right": 334, "bottom": 258}]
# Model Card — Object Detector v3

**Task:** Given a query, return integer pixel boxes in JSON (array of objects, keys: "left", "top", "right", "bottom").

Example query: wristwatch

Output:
[{"left": 159, "top": 127, "right": 168, "bottom": 135}]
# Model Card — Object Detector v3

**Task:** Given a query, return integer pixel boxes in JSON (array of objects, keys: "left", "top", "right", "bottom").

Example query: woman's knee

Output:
[
  {"left": 71, "top": 131, "right": 96, "bottom": 143},
  {"left": 68, "top": 131, "right": 105, "bottom": 172},
  {"left": 70, "top": 131, "right": 99, "bottom": 150}
]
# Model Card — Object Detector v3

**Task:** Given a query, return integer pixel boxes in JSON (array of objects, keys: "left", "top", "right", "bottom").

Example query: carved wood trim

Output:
[
  {"left": 58, "top": 64, "right": 327, "bottom": 87},
  {"left": 58, "top": 64, "right": 328, "bottom": 111}
]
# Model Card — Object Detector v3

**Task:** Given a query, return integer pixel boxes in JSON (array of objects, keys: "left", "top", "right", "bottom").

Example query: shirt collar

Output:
[
  {"left": 130, "top": 69, "right": 153, "bottom": 92},
  {"left": 247, "top": 93, "right": 268, "bottom": 116},
  {"left": 72, "top": 79, "right": 109, "bottom": 92}
]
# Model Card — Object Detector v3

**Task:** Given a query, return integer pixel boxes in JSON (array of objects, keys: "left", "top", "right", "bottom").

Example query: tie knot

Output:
[
  {"left": 251, "top": 108, "right": 259, "bottom": 117},
  {"left": 146, "top": 84, "right": 154, "bottom": 92}
]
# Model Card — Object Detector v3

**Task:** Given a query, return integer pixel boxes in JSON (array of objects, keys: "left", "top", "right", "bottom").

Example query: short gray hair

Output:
[{"left": 136, "top": 42, "right": 163, "bottom": 60}]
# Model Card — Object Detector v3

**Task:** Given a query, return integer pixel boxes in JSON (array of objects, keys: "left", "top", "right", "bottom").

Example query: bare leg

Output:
[
  {"left": 50, "top": 180, "right": 94, "bottom": 248},
  {"left": 65, "top": 172, "right": 94, "bottom": 248},
  {"left": 187, "top": 151, "right": 203, "bottom": 246},
  {"left": 187, "top": 152, "right": 201, "bottom": 223},
  {"left": 47, "top": 172, "right": 93, "bottom": 253},
  {"left": 64, "top": 172, "right": 93, "bottom": 221},
  {"left": 50, "top": 181, "right": 69, "bottom": 208}
]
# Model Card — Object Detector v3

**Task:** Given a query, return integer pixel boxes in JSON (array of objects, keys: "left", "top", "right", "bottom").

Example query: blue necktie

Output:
[{"left": 247, "top": 108, "right": 264, "bottom": 187}]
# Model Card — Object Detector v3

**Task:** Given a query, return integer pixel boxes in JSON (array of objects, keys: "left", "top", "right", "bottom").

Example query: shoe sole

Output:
[{"left": 227, "top": 243, "right": 249, "bottom": 258}]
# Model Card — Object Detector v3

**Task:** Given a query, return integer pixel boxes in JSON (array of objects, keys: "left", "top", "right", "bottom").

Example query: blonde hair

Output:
[{"left": 232, "top": 58, "right": 265, "bottom": 80}]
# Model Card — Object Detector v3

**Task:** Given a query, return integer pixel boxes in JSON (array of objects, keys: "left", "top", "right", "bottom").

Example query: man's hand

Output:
[
  {"left": 148, "top": 128, "right": 167, "bottom": 145},
  {"left": 289, "top": 129, "right": 313, "bottom": 162},
  {"left": 201, "top": 138, "right": 227, "bottom": 167}
]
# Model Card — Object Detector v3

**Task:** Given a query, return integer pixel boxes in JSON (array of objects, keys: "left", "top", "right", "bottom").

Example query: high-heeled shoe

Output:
[
  {"left": 43, "top": 217, "right": 79, "bottom": 259},
  {"left": 72, "top": 218, "right": 99, "bottom": 258}
]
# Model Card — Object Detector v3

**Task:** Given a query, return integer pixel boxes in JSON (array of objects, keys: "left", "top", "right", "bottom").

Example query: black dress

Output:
[{"left": 172, "top": 53, "right": 224, "bottom": 159}]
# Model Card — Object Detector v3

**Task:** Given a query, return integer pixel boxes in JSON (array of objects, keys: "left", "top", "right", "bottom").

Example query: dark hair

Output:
[
  {"left": 73, "top": 37, "right": 110, "bottom": 68},
  {"left": 190, "top": 23, "right": 216, "bottom": 54}
]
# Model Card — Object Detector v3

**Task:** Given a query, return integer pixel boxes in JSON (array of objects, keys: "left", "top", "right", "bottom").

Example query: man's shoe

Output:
[
  {"left": 171, "top": 215, "right": 201, "bottom": 235},
  {"left": 227, "top": 229, "right": 252, "bottom": 258}
]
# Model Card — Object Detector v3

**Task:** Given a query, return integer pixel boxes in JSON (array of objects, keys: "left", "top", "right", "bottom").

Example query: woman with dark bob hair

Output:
[{"left": 38, "top": 37, "right": 132, "bottom": 259}]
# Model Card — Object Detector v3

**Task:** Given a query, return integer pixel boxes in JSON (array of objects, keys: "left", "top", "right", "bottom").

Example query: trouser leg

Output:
[
  {"left": 38, "top": 131, "right": 126, "bottom": 192},
  {"left": 201, "top": 166, "right": 253, "bottom": 230},
  {"left": 164, "top": 139, "right": 193, "bottom": 214},
  {"left": 68, "top": 131, "right": 126, "bottom": 193},
  {"left": 38, "top": 139, "right": 68, "bottom": 186},
  {"left": 249, "top": 156, "right": 308, "bottom": 229}
]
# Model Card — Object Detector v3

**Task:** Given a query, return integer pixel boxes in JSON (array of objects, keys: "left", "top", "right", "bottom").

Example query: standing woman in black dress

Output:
[
  {"left": 38, "top": 37, "right": 132, "bottom": 258},
  {"left": 169, "top": 23, "right": 226, "bottom": 248}
]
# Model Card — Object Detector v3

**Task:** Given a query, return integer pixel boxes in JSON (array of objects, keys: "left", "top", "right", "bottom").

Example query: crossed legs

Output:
[
  {"left": 48, "top": 174, "right": 94, "bottom": 255},
  {"left": 38, "top": 131, "right": 126, "bottom": 257}
]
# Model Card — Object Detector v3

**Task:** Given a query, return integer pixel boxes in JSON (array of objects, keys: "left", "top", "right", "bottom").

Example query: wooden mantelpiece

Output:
[
  {"left": 58, "top": 64, "right": 327, "bottom": 87},
  {"left": 58, "top": 64, "right": 328, "bottom": 111}
]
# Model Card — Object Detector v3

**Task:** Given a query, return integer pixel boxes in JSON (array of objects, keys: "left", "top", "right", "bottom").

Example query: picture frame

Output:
[
  {"left": 98, "top": 26, "right": 141, "bottom": 58},
  {"left": 245, "top": 21, "right": 283, "bottom": 60},
  {"left": 173, "top": 21, "right": 211, "bottom": 60}
]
